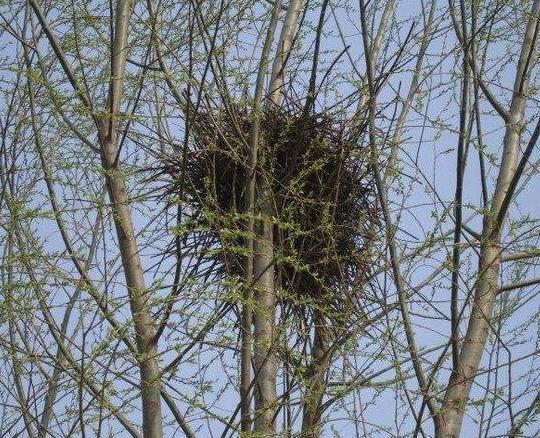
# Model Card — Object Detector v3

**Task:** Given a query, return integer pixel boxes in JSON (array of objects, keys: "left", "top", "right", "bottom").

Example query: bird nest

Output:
[{"left": 158, "top": 102, "right": 378, "bottom": 319}]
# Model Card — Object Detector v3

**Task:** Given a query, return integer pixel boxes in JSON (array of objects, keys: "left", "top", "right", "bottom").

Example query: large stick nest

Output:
[{"left": 159, "top": 101, "right": 378, "bottom": 319}]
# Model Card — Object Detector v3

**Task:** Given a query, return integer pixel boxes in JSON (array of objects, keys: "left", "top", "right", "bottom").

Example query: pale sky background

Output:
[{"left": 1, "top": 1, "right": 539, "bottom": 437}]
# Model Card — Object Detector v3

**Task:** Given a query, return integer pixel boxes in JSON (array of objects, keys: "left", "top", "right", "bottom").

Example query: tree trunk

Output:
[
  {"left": 250, "top": 1, "right": 304, "bottom": 435},
  {"left": 301, "top": 312, "right": 330, "bottom": 438},
  {"left": 439, "top": 239, "right": 500, "bottom": 437},
  {"left": 252, "top": 215, "right": 278, "bottom": 434},
  {"left": 268, "top": 0, "right": 304, "bottom": 103},
  {"left": 241, "top": 1, "right": 281, "bottom": 431},
  {"left": 100, "top": 133, "right": 163, "bottom": 438},
  {"left": 99, "top": 1, "right": 163, "bottom": 436}
]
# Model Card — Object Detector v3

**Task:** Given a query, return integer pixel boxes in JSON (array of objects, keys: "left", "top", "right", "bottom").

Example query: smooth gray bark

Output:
[{"left": 251, "top": 1, "right": 303, "bottom": 434}]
